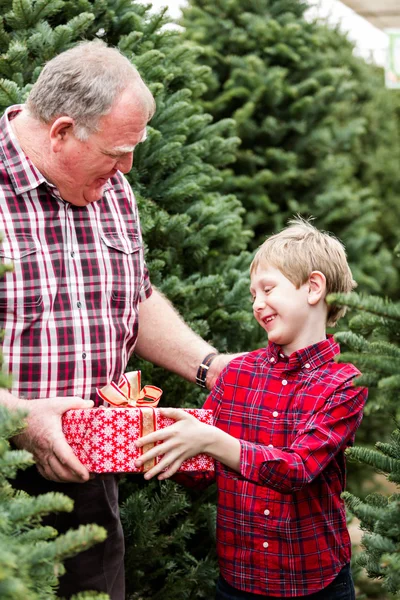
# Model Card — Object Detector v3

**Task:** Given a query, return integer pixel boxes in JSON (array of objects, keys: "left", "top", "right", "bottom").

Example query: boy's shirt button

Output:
[
  {"left": 268, "top": 444, "right": 274, "bottom": 448},
  {"left": 304, "top": 363, "right": 311, "bottom": 369},
  {"left": 263, "top": 542, "right": 269, "bottom": 548},
  {"left": 282, "top": 379, "right": 288, "bottom": 385},
  {"left": 272, "top": 411, "right": 279, "bottom": 417},
  {"left": 264, "top": 509, "right": 270, "bottom": 516},
  {"left": 270, "top": 357, "right": 275, "bottom": 363}
]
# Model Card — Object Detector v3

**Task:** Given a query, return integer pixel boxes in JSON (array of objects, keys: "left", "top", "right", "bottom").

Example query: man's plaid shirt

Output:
[
  {"left": 0, "top": 105, "right": 152, "bottom": 402},
  {"left": 202, "top": 336, "right": 367, "bottom": 597}
]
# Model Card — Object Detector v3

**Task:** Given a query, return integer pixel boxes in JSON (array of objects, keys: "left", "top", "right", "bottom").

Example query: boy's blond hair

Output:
[{"left": 250, "top": 217, "right": 356, "bottom": 326}]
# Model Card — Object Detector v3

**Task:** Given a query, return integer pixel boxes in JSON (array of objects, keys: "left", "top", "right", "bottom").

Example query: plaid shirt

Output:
[
  {"left": 0, "top": 106, "right": 152, "bottom": 402},
  {"left": 202, "top": 336, "right": 367, "bottom": 597}
]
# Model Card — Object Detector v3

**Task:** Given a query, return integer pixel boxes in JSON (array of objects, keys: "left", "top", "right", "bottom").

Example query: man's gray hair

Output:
[{"left": 26, "top": 40, "right": 155, "bottom": 140}]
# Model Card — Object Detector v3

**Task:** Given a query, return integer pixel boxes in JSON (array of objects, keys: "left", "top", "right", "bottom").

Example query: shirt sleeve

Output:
[
  {"left": 122, "top": 175, "right": 152, "bottom": 302},
  {"left": 240, "top": 380, "right": 367, "bottom": 492}
]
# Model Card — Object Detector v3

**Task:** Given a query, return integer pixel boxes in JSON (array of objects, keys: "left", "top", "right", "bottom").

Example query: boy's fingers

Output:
[
  {"left": 157, "top": 459, "right": 182, "bottom": 480},
  {"left": 136, "top": 440, "right": 168, "bottom": 466},
  {"left": 159, "top": 407, "right": 189, "bottom": 420}
]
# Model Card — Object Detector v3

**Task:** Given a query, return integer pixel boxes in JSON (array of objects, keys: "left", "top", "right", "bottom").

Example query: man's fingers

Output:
[
  {"left": 53, "top": 397, "right": 94, "bottom": 414},
  {"left": 48, "top": 454, "right": 88, "bottom": 483},
  {"left": 52, "top": 439, "right": 90, "bottom": 481}
]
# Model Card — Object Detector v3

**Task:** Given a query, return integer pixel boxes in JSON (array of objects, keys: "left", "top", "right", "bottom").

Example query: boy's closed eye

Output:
[{"left": 249, "top": 287, "right": 273, "bottom": 302}]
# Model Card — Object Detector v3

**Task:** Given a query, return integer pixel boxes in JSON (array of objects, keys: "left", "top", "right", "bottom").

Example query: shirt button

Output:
[
  {"left": 268, "top": 444, "right": 274, "bottom": 448},
  {"left": 272, "top": 411, "right": 278, "bottom": 417},
  {"left": 70, "top": 251, "right": 75, "bottom": 258},
  {"left": 263, "top": 541, "right": 269, "bottom": 548},
  {"left": 264, "top": 509, "right": 270, "bottom": 516},
  {"left": 82, "top": 352, "right": 86, "bottom": 359},
  {"left": 304, "top": 363, "right": 311, "bottom": 369},
  {"left": 270, "top": 357, "right": 275, "bottom": 363},
  {"left": 279, "top": 353, "right": 285, "bottom": 358},
  {"left": 77, "top": 301, "right": 82, "bottom": 308},
  {"left": 282, "top": 379, "right": 288, "bottom": 385}
]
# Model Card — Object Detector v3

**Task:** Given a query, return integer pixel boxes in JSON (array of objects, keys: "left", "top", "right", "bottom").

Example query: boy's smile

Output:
[{"left": 250, "top": 265, "right": 327, "bottom": 355}]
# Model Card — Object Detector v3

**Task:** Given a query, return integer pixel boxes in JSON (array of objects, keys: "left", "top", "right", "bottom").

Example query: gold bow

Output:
[{"left": 97, "top": 371, "right": 163, "bottom": 407}]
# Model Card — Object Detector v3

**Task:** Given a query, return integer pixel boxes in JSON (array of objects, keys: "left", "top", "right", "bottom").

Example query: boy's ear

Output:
[{"left": 307, "top": 271, "right": 326, "bottom": 306}]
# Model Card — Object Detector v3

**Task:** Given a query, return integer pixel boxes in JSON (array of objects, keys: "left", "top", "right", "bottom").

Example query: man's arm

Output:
[
  {"left": 135, "top": 288, "right": 242, "bottom": 389},
  {"left": 0, "top": 389, "right": 94, "bottom": 483}
]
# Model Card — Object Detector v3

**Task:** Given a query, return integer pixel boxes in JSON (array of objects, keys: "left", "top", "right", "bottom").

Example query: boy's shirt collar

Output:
[{"left": 266, "top": 334, "right": 339, "bottom": 372}]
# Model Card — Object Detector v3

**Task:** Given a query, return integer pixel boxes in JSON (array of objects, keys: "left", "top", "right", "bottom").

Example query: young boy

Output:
[{"left": 135, "top": 218, "right": 367, "bottom": 600}]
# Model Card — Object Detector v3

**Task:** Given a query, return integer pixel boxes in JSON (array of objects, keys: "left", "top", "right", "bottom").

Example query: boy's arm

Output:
[
  {"left": 137, "top": 376, "right": 367, "bottom": 492},
  {"left": 135, "top": 408, "right": 241, "bottom": 480},
  {"left": 239, "top": 379, "right": 367, "bottom": 492}
]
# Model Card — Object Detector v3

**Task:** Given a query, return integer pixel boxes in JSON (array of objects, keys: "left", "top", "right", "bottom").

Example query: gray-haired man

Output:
[{"left": 0, "top": 40, "right": 232, "bottom": 599}]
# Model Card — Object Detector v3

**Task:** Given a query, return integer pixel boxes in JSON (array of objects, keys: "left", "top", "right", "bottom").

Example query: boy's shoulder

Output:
[{"left": 223, "top": 346, "right": 362, "bottom": 385}]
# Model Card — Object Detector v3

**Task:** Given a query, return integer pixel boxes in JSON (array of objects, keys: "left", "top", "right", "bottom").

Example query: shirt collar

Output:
[
  {"left": 0, "top": 105, "right": 51, "bottom": 195},
  {"left": 266, "top": 334, "right": 339, "bottom": 372}
]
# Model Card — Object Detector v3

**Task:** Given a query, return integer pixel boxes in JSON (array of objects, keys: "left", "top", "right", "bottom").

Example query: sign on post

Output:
[{"left": 386, "top": 29, "right": 400, "bottom": 89}]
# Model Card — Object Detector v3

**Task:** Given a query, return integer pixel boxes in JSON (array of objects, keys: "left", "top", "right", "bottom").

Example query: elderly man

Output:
[{"left": 0, "top": 40, "right": 231, "bottom": 599}]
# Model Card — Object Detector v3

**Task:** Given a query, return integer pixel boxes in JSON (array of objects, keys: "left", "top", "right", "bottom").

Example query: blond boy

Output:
[{"left": 136, "top": 218, "right": 367, "bottom": 600}]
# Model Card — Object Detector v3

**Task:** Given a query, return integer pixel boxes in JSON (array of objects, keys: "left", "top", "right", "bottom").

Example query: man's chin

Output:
[{"left": 82, "top": 184, "right": 106, "bottom": 205}]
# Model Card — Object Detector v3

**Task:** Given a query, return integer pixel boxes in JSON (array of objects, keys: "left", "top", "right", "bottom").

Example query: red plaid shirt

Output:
[
  {"left": 201, "top": 336, "right": 367, "bottom": 597},
  {"left": 0, "top": 106, "right": 152, "bottom": 402}
]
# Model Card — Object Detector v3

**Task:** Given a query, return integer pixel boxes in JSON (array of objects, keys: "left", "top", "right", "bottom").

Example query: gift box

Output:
[{"left": 62, "top": 407, "right": 215, "bottom": 473}]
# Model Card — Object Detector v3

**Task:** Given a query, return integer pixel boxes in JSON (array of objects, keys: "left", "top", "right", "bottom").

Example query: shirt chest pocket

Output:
[
  {"left": 100, "top": 230, "right": 144, "bottom": 303},
  {"left": 0, "top": 235, "right": 44, "bottom": 319}
]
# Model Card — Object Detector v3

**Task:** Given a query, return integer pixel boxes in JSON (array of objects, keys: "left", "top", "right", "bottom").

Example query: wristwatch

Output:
[{"left": 195, "top": 352, "right": 218, "bottom": 388}]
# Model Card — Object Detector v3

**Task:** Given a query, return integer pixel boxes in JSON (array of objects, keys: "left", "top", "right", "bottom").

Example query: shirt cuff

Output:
[{"left": 240, "top": 439, "right": 278, "bottom": 484}]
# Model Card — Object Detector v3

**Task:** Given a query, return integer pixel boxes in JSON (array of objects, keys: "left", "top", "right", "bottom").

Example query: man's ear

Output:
[
  {"left": 49, "top": 116, "right": 75, "bottom": 152},
  {"left": 308, "top": 271, "right": 326, "bottom": 306}
]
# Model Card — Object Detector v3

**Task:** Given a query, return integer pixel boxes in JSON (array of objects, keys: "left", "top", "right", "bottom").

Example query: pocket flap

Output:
[
  {"left": 100, "top": 230, "right": 142, "bottom": 255},
  {"left": 0, "top": 235, "right": 37, "bottom": 260}
]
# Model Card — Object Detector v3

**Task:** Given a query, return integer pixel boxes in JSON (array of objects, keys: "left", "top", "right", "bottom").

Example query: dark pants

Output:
[
  {"left": 12, "top": 465, "right": 125, "bottom": 600},
  {"left": 216, "top": 564, "right": 355, "bottom": 600}
]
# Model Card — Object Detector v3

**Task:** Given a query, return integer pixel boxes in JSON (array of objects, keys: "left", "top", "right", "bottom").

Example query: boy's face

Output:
[{"left": 250, "top": 265, "right": 325, "bottom": 355}]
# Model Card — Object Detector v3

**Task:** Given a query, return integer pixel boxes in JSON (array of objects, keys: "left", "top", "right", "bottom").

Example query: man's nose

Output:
[{"left": 117, "top": 152, "right": 134, "bottom": 173}]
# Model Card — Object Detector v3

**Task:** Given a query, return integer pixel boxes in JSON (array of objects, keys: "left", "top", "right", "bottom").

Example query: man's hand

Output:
[
  {"left": 135, "top": 408, "right": 215, "bottom": 480},
  {"left": 13, "top": 397, "right": 94, "bottom": 483}
]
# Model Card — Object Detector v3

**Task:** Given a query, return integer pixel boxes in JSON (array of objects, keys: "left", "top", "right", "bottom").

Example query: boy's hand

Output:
[{"left": 135, "top": 408, "right": 214, "bottom": 480}]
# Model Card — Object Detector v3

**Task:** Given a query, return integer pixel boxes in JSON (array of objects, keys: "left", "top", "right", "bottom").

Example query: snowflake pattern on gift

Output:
[{"left": 62, "top": 407, "right": 215, "bottom": 473}]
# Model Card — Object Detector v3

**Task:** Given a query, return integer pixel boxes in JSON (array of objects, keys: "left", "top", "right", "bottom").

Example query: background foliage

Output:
[{"left": 1, "top": 0, "right": 400, "bottom": 597}]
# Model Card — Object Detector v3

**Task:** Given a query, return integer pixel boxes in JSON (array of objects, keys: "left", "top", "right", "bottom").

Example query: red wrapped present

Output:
[{"left": 62, "top": 371, "right": 214, "bottom": 473}]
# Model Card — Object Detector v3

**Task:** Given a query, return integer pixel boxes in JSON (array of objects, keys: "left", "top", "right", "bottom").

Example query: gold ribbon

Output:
[
  {"left": 97, "top": 371, "right": 162, "bottom": 408},
  {"left": 97, "top": 371, "right": 163, "bottom": 472}
]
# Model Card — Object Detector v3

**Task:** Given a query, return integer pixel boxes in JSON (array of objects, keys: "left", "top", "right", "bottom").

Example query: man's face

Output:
[{"left": 49, "top": 87, "right": 149, "bottom": 206}]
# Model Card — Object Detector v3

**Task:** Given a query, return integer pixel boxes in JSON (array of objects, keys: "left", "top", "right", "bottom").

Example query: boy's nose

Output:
[{"left": 253, "top": 297, "right": 266, "bottom": 311}]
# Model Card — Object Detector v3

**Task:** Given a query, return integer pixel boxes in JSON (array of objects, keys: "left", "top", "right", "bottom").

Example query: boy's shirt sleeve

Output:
[{"left": 239, "top": 380, "right": 367, "bottom": 492}]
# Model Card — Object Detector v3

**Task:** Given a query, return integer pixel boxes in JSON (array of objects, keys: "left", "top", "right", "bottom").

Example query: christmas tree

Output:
[
  {"left": 328, "top": 287, "right": 400, "bottom": 596},
  {"left": 181, "top": 0, "right": 400, "bottom": 297}
]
